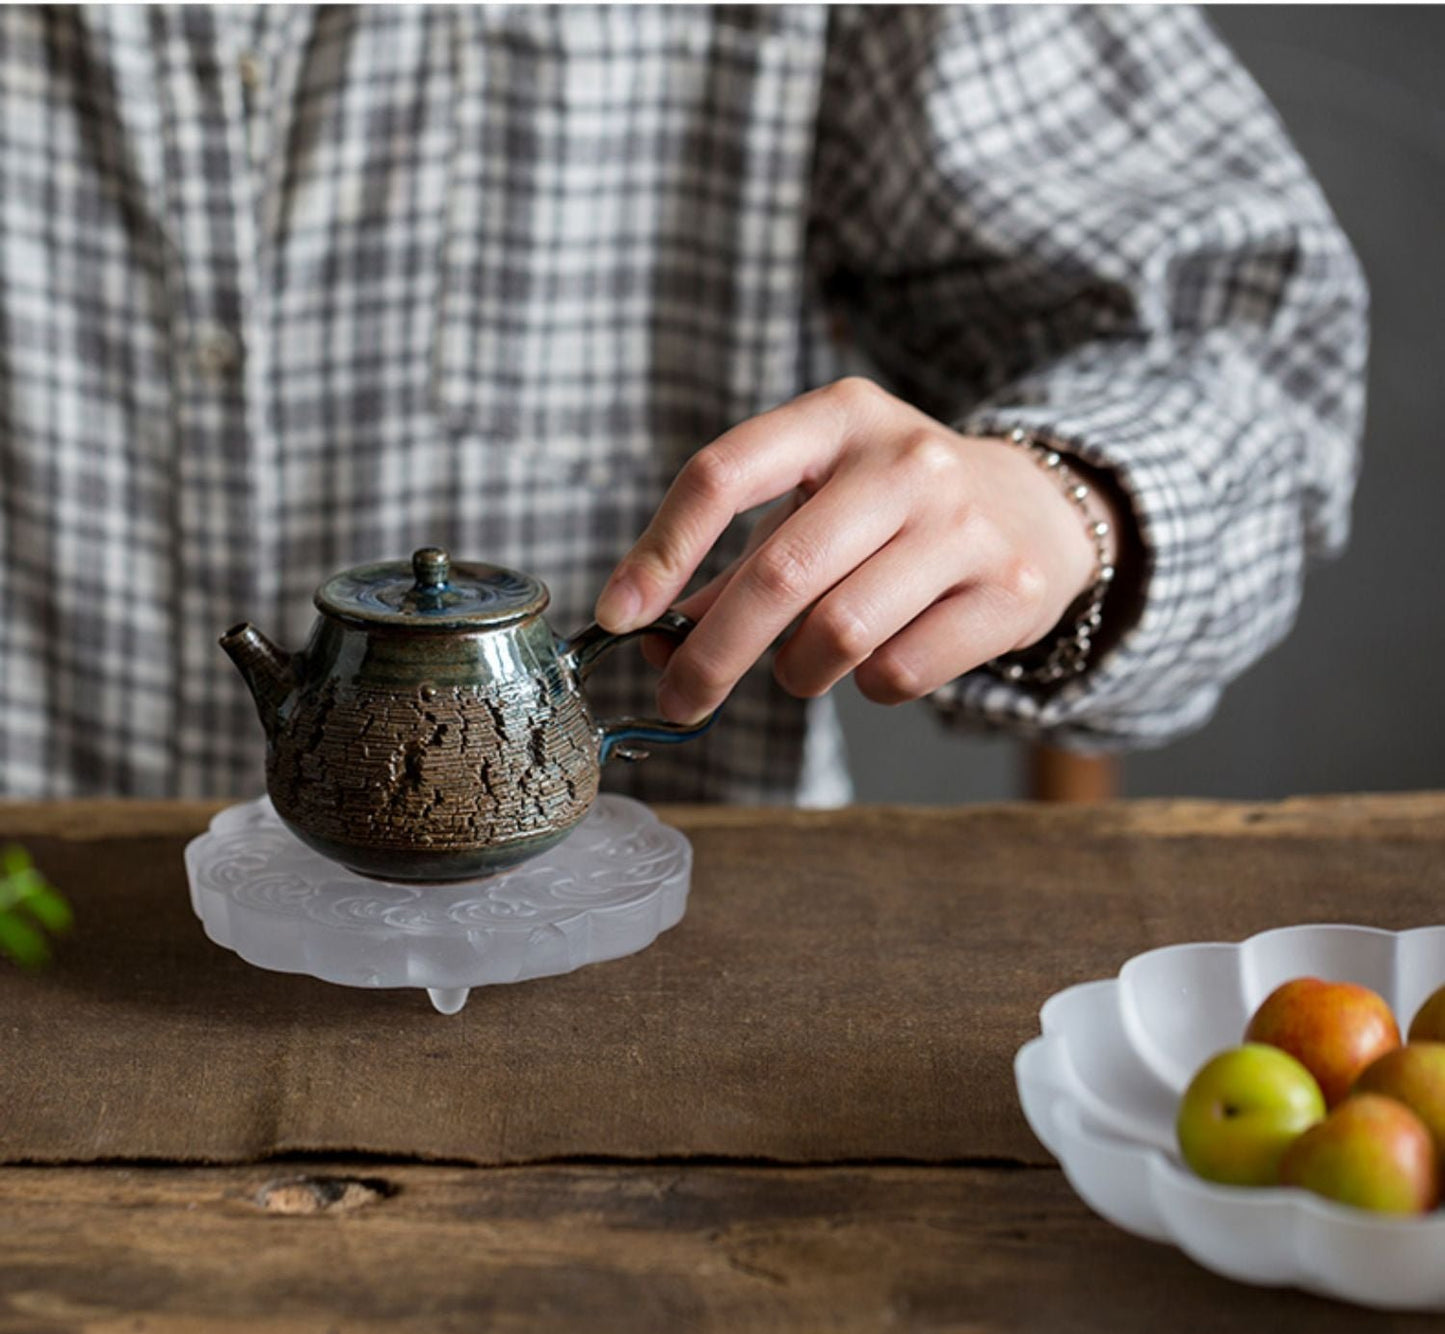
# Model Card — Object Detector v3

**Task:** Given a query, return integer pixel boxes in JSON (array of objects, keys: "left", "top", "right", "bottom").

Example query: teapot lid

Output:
[{"left": 315, "top": 547, "right": 549, "bottom": 630}]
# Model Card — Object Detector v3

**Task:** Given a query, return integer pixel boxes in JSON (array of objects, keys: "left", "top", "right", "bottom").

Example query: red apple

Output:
[
  {"left": 1278, "top": 1093, "right": 1438, "bottom": 1213},
  {"left": 1176, "top": 1044, "right": 1326, "bottom": 1186},
  {"left": 1354, "top": 1042, "right": 1445, "bottom": 1164},
  {"left": 1408, "top": 985, "right": 1445, "bottom": 1042},
  {"left": 1244, "top": 977, "right": 1400, "bottom": 1107}
]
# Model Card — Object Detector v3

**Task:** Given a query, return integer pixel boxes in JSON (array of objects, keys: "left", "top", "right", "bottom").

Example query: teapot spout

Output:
[{"left": 219, "top": 623, "right": 295, "bottom": 735}]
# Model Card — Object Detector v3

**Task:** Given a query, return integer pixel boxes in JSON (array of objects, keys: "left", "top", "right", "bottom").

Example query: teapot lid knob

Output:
[{"left": 412, "top": 547, "right": 451, "bottom": 592}]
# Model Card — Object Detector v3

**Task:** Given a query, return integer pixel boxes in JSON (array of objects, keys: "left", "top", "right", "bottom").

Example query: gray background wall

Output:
[{"left": 838, "top": 6, "right": 1445, "bottom": 803}]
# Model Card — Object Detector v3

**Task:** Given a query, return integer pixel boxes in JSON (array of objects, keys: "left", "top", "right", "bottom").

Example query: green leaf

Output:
[
  {"left": 0, "top": 909, "right": 51, "bottom": 969},
  {"left": 4, "top": 868, "right": 45, "bottom": 899},
  {"left": 23, "top": 887, "right": 73, "bottom": 934},
  {"left": 0, "top": 843, "right": 73, "bottom": 967}
]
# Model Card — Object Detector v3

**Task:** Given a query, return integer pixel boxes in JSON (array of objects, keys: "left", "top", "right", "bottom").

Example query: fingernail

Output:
[
  {"left": 595, "top": 577, "right": 642, "bottom": 632},
  {"left": 657, "top": 679, "right": 707, "bottom": 726}
]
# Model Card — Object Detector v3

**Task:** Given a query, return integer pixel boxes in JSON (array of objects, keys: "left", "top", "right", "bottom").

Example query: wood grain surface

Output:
[
  {"left": 1, "top": 1161, "right": 1434, "bottom": 1334},
  {"left": 6, "top": 796, "right": 1445, "bottom": 1166},
  {"left": 3, "top": 795, "right": 1443, "bottom": 1329}
]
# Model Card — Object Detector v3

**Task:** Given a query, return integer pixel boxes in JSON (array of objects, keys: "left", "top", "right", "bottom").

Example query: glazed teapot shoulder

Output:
[{"left": 221, "top": 548, "right": 713, "bottom": 882}]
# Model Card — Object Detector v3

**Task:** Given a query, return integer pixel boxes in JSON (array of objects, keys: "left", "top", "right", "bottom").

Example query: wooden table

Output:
[{"left": 3, "top": 795, "right": 1444, "bottom": 1332}]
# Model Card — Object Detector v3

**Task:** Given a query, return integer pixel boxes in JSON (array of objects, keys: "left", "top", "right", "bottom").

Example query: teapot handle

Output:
[{"left": 558, "top": 610, "right": 718, "bottom": 763}]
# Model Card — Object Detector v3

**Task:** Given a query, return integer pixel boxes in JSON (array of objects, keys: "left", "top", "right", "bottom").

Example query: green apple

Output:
[
  {"left": 1408, "top": 985, "right": 1445, "bottom": 1042},
  {"left": 1354, "top": 1042, "right": 1445, "bottom": 1164},
  {"left": 1244, "top": 977, "right": 1400, "bottom": 1107},
  {"left": 1278, "top": 1092, "right": 1438, "bottom": 1214},
  {"left": 1176, "top": 1044, "right": 1326, "bottom": 1186}
]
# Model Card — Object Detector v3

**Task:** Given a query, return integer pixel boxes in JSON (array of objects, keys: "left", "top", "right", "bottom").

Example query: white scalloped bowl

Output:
[{"left": 1015, "top": 925, "right": 1445, "bottom": 1310}]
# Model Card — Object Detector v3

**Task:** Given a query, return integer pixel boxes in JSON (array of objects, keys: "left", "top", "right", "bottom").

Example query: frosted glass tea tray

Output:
[{"left": 185, "top": 794, "right": 691, "bottom": 1014}]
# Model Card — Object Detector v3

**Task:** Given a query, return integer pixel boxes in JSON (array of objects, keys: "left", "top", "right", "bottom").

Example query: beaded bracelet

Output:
[{"left": 985, "top": 427, "right": 1116, "bottom": 686}]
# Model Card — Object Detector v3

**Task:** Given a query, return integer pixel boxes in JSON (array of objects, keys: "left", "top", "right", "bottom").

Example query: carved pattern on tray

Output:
[
  {"left": 194, "top": 794, "right": 688, "bottom": 933},
  {"left": 184, "top": 794, "right": 692, "bottom": 1012}
]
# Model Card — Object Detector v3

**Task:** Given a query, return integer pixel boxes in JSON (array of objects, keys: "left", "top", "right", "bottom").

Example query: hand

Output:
[{"left": 594, "top": 378, "right": 1123, "bottom": 724}]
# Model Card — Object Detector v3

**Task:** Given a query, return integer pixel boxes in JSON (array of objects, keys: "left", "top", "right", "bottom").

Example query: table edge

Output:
[{"left": 0, "top": 791, "right": 1440, "bottom": 841}]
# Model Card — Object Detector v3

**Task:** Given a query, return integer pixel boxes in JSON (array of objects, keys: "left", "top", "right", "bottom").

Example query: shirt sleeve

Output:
[{"left": 809, "top": 4, "right": 1368, "bottom": 753}]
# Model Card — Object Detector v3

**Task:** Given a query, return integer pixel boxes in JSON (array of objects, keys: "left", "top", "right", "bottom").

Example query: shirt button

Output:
[
  {"left": 237, "top": 52, "right": 263, "bottom": 92},
  {"left": 194, "top": 326, "right": 241, "bottom": 377}
]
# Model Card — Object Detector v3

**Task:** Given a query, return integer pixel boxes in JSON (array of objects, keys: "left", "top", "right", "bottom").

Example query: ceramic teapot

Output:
[{"left": 220, "top": 547, "right": 714, "bottom": 882}]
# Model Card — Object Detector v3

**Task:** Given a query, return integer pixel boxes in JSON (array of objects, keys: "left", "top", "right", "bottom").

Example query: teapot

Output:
[{"left": 220, "top": 547, "right": 714, "bottom": 883}]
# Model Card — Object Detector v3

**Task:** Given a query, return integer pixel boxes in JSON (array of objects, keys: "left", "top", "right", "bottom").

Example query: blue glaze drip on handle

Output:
[
  {"left": 599, "top": 711, "right": 719, "bottom": 764},
  {"left": 558, "top": 610, "right": 719, "bottom": 765}
]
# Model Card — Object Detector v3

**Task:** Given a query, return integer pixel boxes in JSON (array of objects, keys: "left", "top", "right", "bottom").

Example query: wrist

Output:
[{"left": 985, "top": 428, "right": 1138, "bottom": 686}]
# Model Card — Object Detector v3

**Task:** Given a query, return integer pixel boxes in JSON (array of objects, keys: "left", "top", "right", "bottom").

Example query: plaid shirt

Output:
[{"left": 0, "top": 5, "right": 1366, "bottom": 802}]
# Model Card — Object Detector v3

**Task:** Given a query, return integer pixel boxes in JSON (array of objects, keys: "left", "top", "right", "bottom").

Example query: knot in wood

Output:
[{"left": 255, "top": 1174, "right": 393, "bottom": 1216}]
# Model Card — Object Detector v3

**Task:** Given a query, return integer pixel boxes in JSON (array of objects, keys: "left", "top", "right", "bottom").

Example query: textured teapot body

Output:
[
  {"left": 221, "top": 548, "right": 713, "bottom": 883},
  {"left": 266, "top": 611, "right": 600, "bottom": 881}
]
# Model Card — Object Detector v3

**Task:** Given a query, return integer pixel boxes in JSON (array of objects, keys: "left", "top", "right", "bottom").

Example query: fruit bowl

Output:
[{"left": 1014, "top": 925, "right": 1445, "bottom": 1310}]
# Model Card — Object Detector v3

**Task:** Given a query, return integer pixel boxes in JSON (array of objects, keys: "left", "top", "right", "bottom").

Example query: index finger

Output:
[{"left": 593, "top": 379, "right": 881, "bottom": 632}]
